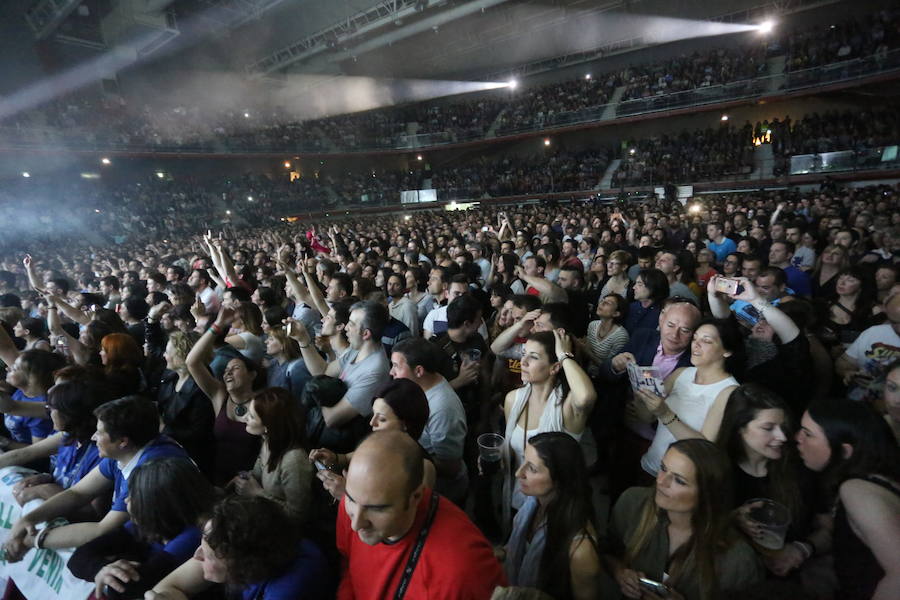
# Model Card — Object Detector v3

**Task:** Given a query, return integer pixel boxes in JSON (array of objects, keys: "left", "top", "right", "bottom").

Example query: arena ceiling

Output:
[{"left": 1, "top": 0, "right": 830, "bottom": 89}]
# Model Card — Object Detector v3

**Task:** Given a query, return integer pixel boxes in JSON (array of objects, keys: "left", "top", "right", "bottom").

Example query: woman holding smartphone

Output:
[{"left": 604, "top": 438, "right": 762, "bottom": 600}]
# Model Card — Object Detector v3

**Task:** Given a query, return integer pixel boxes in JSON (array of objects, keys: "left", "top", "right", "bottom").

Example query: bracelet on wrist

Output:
[
  {"left": 661, "top": 412, "right": 679, "bottom": 426},
  {"left": 792, "top": 541, "right": 812, "bottom": 560}
]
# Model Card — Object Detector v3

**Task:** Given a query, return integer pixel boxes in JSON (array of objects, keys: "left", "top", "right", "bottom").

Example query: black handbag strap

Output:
[{"left": 394, "top": 490, "right": 441, "bottom": 600}]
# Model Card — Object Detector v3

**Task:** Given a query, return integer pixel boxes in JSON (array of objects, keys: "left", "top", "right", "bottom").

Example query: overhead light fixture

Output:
[
  {"left": 757, "top": 20, "right": 774, "bottom": 34},
  {"left": 507, "top": 79, "right": 518, "bottom": 90},
  {"left": 284, "top": 161, "right": 291, "bottom": 168},
  {"left": 585, "top": 74, "right": 592, "bottom": 80},
  {"left": 156, "top": 171, "right": 165, "bottom": 179},
  {"left": 543, "top": 138, "right": 551, "bottom": 146},
  {"left": 416, "top": 155, "right": 423, "bottom": 161},
  {"left": 101, "top": 157, "right": 111, "bottom": 165},
  {"left": 22, "top": 172, "right": 30, "bottom": 178},
  {"left": 721, "top": 114, "right": 729, "bottom": 121}
]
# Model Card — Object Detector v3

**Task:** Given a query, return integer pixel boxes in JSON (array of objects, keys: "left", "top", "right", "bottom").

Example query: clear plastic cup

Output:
[
  {"left": 746, "top": 498, "right": 792, "bottom": 550},
  {"left": 477, "top": 433, "right": 504, "bottom": 476}
]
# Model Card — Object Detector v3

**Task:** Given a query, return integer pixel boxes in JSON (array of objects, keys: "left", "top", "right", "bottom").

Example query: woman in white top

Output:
[
  {"left": 502, "top": 330, "right": 597, "bottom": 522},
  {"left": 635, "top": 317, "right": 744, "bottom": 476}
]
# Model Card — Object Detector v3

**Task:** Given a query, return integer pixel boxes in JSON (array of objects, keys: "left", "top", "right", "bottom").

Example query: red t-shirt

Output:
[{"left": 337, "top": 489, "right": 506, "bottom": 600}]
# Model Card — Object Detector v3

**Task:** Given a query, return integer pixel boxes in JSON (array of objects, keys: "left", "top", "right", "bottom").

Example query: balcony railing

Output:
[{"left": 1, "top": 49, "right": 899, "bottom": 155}]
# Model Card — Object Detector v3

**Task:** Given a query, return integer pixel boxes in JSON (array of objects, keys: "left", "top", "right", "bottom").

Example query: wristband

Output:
[
  {"left": 661, "top": 412, "right": 679, "bottom": 426},
  {"left": 792, "top": 541, "right": 812, "bottom": 560},
  {"left": 34, "top": 526, "right": 53, "bottom": 550}
]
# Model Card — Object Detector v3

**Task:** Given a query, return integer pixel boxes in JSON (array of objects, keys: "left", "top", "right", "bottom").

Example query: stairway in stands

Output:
[
  {"left": 485, "top": 107, "right": 508, "bottom": 138},
  {"left": 766, "top": 55, "right": 787, "bottom": 93},
  {"left": 753, "top": 143, "right": 775, "bottom": 180},
  {"left": 597, "top": 159, "right": 622, "bottom": 190},
  {"left": 601, "top": 86, "right": 626, "bottom": 121}
]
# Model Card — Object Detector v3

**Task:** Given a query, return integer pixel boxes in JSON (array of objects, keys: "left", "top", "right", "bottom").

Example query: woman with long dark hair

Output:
[
  {"left": 503, "top": 432, "right": 602, "bottom": 599},
  {"left": 716, "top": 384, "right": 823, "bottom": 577},
  {"left": 502, "top": 330, "right": 597, "bottom": 523},
  {"left": 635, "top": 317, "right": 743, "bottom": 477},
  {"left": 797, "top": 400, "right": 900, "bottom": 600},
  {"left": 605, "top": 439, "right": 762, "bottom": 600},
  {"left": 230, "top": 387, "right": 312, "bottom": 524},
  {"left": 68, "top": 458, "right": 215, "bottom": 600}
]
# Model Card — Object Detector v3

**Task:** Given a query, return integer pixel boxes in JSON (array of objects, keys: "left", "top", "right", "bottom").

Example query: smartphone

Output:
[
  {"left": 315, "top": 461, "right": 339, "bottom": 473},
  {"left": 714, "top": 277, "right": 741, "bottom": 295},
  {"left": 638, "top": 577, "right": 669, "bottom": 596}
]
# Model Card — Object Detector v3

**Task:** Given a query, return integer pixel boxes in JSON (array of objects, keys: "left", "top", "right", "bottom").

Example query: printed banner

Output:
[{"left": 0, "top": 467, "right": 93, "bottom": 600}]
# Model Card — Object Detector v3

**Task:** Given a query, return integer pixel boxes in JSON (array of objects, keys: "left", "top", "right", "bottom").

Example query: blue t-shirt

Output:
[
  {"left": 242, "top": 539, "right": 331, "bottom": 600},
  {"left": 707, "top": 238, "right": 737, "bottom": 263},
  {"left": 52, "top": 438, "right": 101, "bottom": 489},
  {"left": 123, "top": 521, "right": 202, "bottom": 564},
  {"left": 98, "top": 436, "right": 189, "bottom": 512},
  {"left": 4, "top": 390, "right": 53, "bottom": 444}
]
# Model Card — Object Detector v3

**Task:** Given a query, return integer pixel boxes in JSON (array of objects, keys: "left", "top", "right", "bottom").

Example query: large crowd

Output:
[
  {"left": 0, "top": 172, "right": 898, "bottom": 599},
  {"left": 2, "top": 10, "right": 898, "bottom": 155}
]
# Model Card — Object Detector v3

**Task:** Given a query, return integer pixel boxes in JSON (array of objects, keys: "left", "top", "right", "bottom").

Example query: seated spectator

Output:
[
  {"left": 148, "top": 495, "right": 332, "bottom": 600},
  {"left": 289, "top": 300, "right": 391, "bottom": 427},
  {"left": 0, "top": 378, "right": 102, "bottom": 502},
  {"left": 390, "top": 338, "right": 468, "bottom": 505},
  {"left": 12, "top": 317, "right": 51, "bottom": 352},
  {"left": 796, "top": 400, "right": 900, "bottom": 600},
  {"left": 3, "top": 395, "right": 189, "bottom": 560},
  {"left": 309, "top": 377, "right": 436, "bottom": 501},
  {"left": 0, "top": 337, "right": 64, "bottom": 449},
  {"left": 708, "top": 276, "right": 812, "bottom": 418},
  {"left": 265, "top": 325, "right": 312, "bottom": 401},
  {"left": 634, "top": 317, "right": 742, "bottom": 477},
  {"left": 585, "top": 293, "right": 629, "bottom": 377},
  {"left": 68, "top": 458, "right": 215, "bottom": 600},
  {"left": 604, "top": 439, "right": 763, "bottom": 600},
  {"left": 229, "top": 387, "right": 313, "bottom": 524},
  {"left": 716, "top": 384, "right": 823, "bottom": 578},
  {"left": 624, "top": 268, "right": 670, "bottom": 335},
  {"left": 835, "top": 291, "right": 900, "bottom": 403},
  {"left": 225, "top": 301, "right": 266, "bottom": 363},
  {"left": 503, "top": 432, "right": 603, "bottom": 599},
  {"left": 335, "top": 430, "right": 505, "bottom": 598},
  {"left": 185, "top": 307, "right": 263, "bottom": 485},
  {"left": 155, "top": 330, "right": 215, "bottom": 477},
  {"left": 502, "top": 330, "right": 596, "bottom": 523}
]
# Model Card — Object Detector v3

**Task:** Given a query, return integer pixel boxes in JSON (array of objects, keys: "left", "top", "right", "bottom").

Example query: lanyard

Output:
[{"left": 394, "top": 491, "right": 441, "bottom": 600}]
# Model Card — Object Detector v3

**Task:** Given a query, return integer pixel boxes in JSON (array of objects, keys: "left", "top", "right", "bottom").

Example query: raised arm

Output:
[
  {"left": 285, "top": 318, "right": 327, "bottom": 376},
  {"left": 490, "top": 309, "right": 540, "bottom": 355},
  {"left": 302, "top": 268, "right": 331, "bottom": 319},
  {"left": 45, "top": 297, "right": 91, "bottom": 365},
  {"left": 51, "top": 293, "right": 91, "bottom": 326},
  {"left": 185, "top": 309, "right": 229, "bottom": 414},
  {"left": 0, "top": 317, "right": 20, "bottom": 366},
  {"left": 730, "top": 277, "right": 799, "bottom": 343},
  {"left": 706, "top": 275, "right": 732, "bottom": 319},
  {"left": 555, "top": 331, "right": 597, "bottom": 423},
  {"left": 22, "top": 254, "right": 45, "bottom": 293}
]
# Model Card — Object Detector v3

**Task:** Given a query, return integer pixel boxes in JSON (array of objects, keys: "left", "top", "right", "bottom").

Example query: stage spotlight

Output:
[
  {"left": 416, "top": 155, "right": 423, "bottom": 161},
  {"left": 543, "top": 138, "right": 551, "bottom": 146},
  {"left": 22, "top": 172, "right": 30, "bottom": 178},
  {"left": 226, "top": 210, "right": 232, "bottom": 215},
  {"left": 101, "top": 157, "right": 111, "bottom": 165},
  {"left": 757, "top": 20, "right": 774, "bottom": 34},
  {"left": 156, "top": 171, "right": 165, "bottom": 179},
  {"left": 629, "top": 148, "right": 636, "bottom": 155},
  {"left": 247, "top": 196, "right": 254, "bottom": 201},
  {"left": 721, "top": 114, "right": 729, "bottom": 121},
  {"left": 284, "top": 161, "right": 292, "bottom": 168},
  {"left": 507, "top": 79, "right": 518, "bottom": 90},
  {"left": 243, "top": 112, "right": 250, "bottom": 118},
  {"left": 585, "top": 74, "right": 592, "bottom": 80}
]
